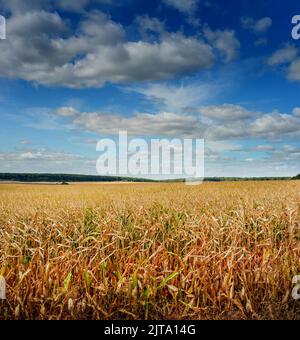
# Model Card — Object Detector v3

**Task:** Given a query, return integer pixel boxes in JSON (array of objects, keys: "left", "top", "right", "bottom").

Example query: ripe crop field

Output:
[{"left": 0, "top": 181, "right": 300, "bottom": 320}]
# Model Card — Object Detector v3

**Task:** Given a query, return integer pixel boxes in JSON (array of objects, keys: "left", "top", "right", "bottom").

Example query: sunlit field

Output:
[{"left": 0, "top": 181, "right": 300, "bottom": 320}]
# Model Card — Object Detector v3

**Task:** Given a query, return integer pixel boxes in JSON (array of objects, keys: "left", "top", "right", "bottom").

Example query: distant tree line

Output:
[
  {"left": 0, "top": 173, "right": 298, "bottom": 183},
  {"left": 204, "top": 177, "right": 292, "bottom": 182},
  {"left": 0, "top": 173, "right": 156, "bottom": 183}
]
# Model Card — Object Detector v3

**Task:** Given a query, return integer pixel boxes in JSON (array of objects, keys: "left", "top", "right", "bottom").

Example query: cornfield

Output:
[{"left": 0, "top": 181, "right": 300, "bottom": 320}]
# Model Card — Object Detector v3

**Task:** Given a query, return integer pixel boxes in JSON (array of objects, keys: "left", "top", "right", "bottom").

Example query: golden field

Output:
[{"left": 0, "top": 181, "right": 300, "bottom": 320}]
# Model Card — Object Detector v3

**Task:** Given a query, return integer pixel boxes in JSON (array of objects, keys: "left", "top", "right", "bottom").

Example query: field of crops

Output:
[{"left": 0, "top": 181, "right": 300, "bottom": 320}]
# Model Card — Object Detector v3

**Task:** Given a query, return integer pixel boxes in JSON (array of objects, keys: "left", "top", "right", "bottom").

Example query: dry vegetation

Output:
[{"left": 0, "top": 181, "right": 300, "bottom": 320}]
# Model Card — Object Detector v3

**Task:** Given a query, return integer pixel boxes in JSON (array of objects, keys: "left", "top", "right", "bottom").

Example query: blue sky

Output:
[{"left": 0, "top": 0, "right": 300, "bottom": 178}]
